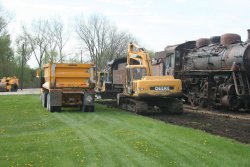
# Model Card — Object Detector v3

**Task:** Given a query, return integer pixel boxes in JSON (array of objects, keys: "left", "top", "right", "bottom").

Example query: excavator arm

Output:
[{"left": 127, "top": 42, "right": 152, "bottom": 76}]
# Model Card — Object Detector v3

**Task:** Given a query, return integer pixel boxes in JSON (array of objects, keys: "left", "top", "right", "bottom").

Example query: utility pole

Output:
[
  {"left": 95, "top": 53, "right": 98, "bottom": 81},
  {"left": 21, "top": 44, "right": 24, "bottom": 90}
]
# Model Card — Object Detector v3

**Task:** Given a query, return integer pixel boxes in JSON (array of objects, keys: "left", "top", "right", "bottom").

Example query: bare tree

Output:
[
  {"left": 50, "top": 17, "right": 69, "bottom": 63},
  {"left": 40, "top": 17, "right": 70, "bottom": 63},
  {"left": 0, "top": 16, "right": 7, "bottom": 34},
  {"left": 76, "top": 15, "right": 110, "bottom": 70},
  {"left": 75, "top": 15, "right": 136, "bottom": 70},
  {"left": 44, "top": 23, "right": 58, "bottom": 63},
  {"left": 21, "top": 19, "right": 50, "bottom": 69},
  {"left": 106, "top": 28, "right": 136, "bottom": 59},
  {"left": 0, "top": 6, "right": 12, "bottom": 35}
]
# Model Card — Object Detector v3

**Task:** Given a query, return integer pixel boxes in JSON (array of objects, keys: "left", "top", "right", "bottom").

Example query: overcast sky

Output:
[{"left": 1, "top": 0, "right": 250, "bottom": 67}]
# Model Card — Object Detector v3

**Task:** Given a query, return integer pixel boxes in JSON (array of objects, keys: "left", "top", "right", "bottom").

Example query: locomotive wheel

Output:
[
  {"left": 198, "top": 98, "right": 208, "bottom": 108},
  {"left": 228, "top": 95, "right": 240, "bottom": 110},
  {"left": 188, "top": 93, "right": 198, "bottom": 107},
  {"left": 228, "top": 85, "right": 241, "bottom": 110}
]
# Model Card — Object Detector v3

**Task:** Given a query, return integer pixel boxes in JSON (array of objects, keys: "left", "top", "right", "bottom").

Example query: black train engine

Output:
[{"left": 159, "top": 30, "right": 250, "bottom": 111}]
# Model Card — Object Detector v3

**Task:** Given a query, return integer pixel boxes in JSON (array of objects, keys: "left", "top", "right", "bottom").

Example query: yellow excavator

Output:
[{"left": 117, "top": 42, "right": 183, "bottom": 114}]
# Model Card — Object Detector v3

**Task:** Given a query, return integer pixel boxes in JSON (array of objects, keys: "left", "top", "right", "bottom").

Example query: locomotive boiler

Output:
[{"left": 153, "top": 30, "right": 250, "bottom": 111}]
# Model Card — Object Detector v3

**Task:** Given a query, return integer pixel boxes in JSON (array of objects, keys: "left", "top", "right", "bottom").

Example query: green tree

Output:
[{"left": 0, "top": 16, "right": 14, "bottom": 77}]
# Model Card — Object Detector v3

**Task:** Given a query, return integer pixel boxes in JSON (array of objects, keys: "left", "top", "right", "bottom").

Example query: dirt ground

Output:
[{"left": 150, "top": 109, "right": 250, "bottom": 144}]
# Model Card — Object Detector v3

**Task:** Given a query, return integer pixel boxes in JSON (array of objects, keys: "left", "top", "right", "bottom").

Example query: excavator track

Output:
[
  {"left": 118, "top": 94, "right": 183, "bottom": 114},
  {"left": 118, "top": 96, "right": 149, "bottom": 114}
]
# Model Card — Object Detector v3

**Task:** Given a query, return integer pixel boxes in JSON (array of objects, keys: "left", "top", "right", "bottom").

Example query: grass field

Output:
[{"left": 0, "top": 95, "right": 250, "bottom": 167}]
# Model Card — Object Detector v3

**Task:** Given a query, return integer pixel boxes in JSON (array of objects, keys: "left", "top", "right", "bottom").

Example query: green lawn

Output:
[{"left": 0, "top": 95, "right": 249, "bottom": 167}]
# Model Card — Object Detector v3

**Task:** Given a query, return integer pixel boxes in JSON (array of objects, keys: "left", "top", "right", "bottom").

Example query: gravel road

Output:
[{"left": 0, "top": 88, "right": 40, "bottom": 95}]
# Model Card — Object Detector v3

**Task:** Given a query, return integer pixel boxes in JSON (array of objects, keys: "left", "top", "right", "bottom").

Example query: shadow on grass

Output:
[{"left": 49, "top": 106, "right": 110, "bottom": 114}]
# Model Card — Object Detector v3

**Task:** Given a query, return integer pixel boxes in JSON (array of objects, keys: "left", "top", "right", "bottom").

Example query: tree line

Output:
[{"left": 0, "top": 7, "right": 139, "bottom": 88}]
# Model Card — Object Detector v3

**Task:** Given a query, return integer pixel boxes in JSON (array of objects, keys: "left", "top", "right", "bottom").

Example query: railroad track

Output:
[{"left": 184, "top": 105, "right": 250, "bottom": 121}]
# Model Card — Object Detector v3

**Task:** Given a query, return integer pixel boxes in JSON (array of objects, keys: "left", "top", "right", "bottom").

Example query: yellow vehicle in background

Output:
[
  {"left": 37, "top": 63, "right": 95, "bottom": 112},
  {"left": 117, "top": 43, "right": 183, "bottom": 114},
  {"left": 96, "top": 71, "right": 109, "bottom": 93},
  {"left": 95, "top": 71, "right": 113, "bottom": 99},
  {"left": 95, "top": 57, "right": 126, "bottom": 99},
  {"left": 0, "top": 76, "right": 19, "bottom": 92}
]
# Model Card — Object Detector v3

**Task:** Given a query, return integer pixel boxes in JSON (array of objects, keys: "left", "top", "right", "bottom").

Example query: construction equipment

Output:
[
  {"left": 38, "top": 63, "right": 95, "bottom": 112},
  {"left": 117, "top": 43, "right": 183, "bottom": 114},
  {"left": 95, "top": 57, "right": 127, "bottom": 99},
  {"left": 95, "top": 71, "right": 110, "bottom": 99},
  {"left": 0, "top": 76, "right": 19, "bottom": 92}
]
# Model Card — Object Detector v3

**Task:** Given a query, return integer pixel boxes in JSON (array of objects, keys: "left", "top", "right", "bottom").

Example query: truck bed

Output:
[{"left": 43, "top": 63, "right": 93, "bottom": 89}]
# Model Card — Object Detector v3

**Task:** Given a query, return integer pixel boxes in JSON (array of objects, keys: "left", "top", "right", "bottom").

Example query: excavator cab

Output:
[
  {"left": 125, "top": 65, "right": 147, "bottom": 94},
  {"left": 132, "top": 67, "right": 147, "bottom": 80}
]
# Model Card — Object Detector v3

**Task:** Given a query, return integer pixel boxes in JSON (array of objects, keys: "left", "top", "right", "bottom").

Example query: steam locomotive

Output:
[{"left": 153, "top": 30, "right": 250, "bottom": 111}]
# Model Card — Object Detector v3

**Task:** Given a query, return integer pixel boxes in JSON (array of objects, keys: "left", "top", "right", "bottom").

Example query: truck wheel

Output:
[
  {"left": 40, "top": 93, "right": 43, "bottom": 103},
  {"left": 47, "top": 93, "right": 55, "bottom": 112},
  {"left": 42, "top": 92, "right": 47, "bottom": 108},
  {"left": 82, "top": 105, "right": 86, "bottom": 112},
  {"left": 82, "top": 105, "right": 88, "bottom": 112},
  {"left": 82, "top": 106, "right": 94, "bottom": 112},
  {"left": 89, "top": 106, "right": 94, "bottom": 112},
  {"left": 56, "top": 107, "right": 62, "bottom": 112}
]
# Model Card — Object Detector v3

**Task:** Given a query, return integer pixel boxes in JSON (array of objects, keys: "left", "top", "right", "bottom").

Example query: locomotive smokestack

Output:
[{"left": 247, "top": 29, "right": 250, "bottom": 42}]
